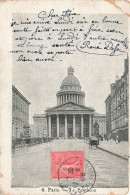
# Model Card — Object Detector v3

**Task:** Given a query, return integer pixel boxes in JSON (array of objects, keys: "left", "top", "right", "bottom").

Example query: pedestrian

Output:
[{"left": 116, "top": 135, "right": 119, "bottom": 144}]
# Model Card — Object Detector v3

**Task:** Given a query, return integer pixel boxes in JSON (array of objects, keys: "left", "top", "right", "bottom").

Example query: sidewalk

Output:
[{"left": 98, "top": 140, "right": 129, "bottom": 160}]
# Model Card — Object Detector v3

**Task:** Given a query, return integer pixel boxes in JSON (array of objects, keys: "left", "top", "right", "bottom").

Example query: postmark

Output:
[{"left": 58, "top": 157, "right": 96, "bottom": 195}]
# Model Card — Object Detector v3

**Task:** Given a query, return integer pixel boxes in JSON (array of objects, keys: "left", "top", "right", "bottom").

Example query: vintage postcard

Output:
[{"left": 0, "top": 0, "right": 129, "bottom": 194}]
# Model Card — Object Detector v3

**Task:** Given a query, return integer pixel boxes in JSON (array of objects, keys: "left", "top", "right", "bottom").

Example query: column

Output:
[
  {"left": 79, "top": 95, "right": 80, "bottom": 104},
  {"left": 57, "top": 96, "right": 59, "bottom": 105},
  {"left": 66, "top": 94, "right": 67, "bottom": 102},
  {"left": 61, "top": 95, "right": 62, "bottom": 103},
  {"left": 81, "top": 114, "right": 83, "bottom": 137},
  {"left": 91, "top": 115, "right": 93, "bottom": 135},
  {"left": 89, "top": 115, "right": 92, "bottom": 137},
  {"left": 73, "top": 115, "right": 76, "bottom": 137},
  {"left": 60, "top": 95, "right": 61, "bottom": 104},
  {"left": 57, "top": 115, "right": 59, "bottom": 137},
  {"left": 76, "top": 95, "right": 78, "bottom": 104},
  {"left": 49, "top": 115, "right": 51, "bottom": 137},
  {"left": 63, "top": 95, "right": 64, "bottom": 103},
  {"left": 65, "top": 115, "right": 67, "bottom": 138}
]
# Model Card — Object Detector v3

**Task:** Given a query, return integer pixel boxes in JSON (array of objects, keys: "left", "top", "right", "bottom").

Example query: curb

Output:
[{"left": 98, "top": 146, "right": 128, "bottom": 161}]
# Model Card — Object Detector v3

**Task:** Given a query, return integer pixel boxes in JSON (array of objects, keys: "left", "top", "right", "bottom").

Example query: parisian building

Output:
[
  {"left": 33, "top": 114, "right": 47, "bottom": 138},
  {"left": 12, "top": 85, "right": 31, "bottom": 138},
  {"left": 45, "top": 66, "right": 95, "bottom": 138},
  {"left": 105, "top": 94, "right": 111, "bottom": 137},
  {"left": 105, "top": 55, "right": 129, "bottom": 141},
  {"left": 93, "top": 113, "right": 106, "bottom": 137}
]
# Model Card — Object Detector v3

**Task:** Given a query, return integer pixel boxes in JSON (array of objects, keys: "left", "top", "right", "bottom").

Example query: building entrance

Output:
[{"left": 68, "top": 127, "right": 73, "bottom": 137}]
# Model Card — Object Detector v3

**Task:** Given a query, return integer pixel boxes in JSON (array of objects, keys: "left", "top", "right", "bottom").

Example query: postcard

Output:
[{"left": 0, "top": 0, "right": 129, "bottom": 194}]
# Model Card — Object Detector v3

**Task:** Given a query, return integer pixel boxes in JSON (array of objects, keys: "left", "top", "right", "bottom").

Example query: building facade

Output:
[
  {"left": 45, "top": 66, "right": 95, "bottom": 138},
  {"left": 93, "top": 113, "right": 106, "bottom": 137},
  {"left": 105, "top": 95, "right": 111, "bottom": 137},
  {"left": 105, "top": 56, "right": 129, "bottom": 141},
  {"left": 12, "top": 85, "right": 31, "bottom": 138},
  {"left": 33, "top": 114, "right": 47, "bottom": 138}
]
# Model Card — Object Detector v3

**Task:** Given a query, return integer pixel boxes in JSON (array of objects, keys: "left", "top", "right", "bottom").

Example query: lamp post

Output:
[{"left": 12, "top": 122, "right": 14, "bottom": 138}]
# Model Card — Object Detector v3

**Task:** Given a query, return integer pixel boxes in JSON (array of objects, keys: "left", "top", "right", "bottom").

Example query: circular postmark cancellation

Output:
[{"left": 58, "top": 157, "right": 96, "bottom": 195}]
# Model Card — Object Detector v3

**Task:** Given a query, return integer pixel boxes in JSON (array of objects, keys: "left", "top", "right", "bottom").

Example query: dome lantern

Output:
[{"left": 68, "top": 66, "right": 74, "bottom": 75}]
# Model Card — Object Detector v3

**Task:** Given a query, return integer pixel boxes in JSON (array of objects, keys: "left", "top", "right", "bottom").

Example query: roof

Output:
[
  {"left": 45, "top": 101, "right": 95, "bottom": 113},
  {"left": 61, "top": 74, "right": 81, "bottom": 87},
  {"left": 33, "top": 114, "right": 46, "bottom": 118},
  {"left": 12, "top": 85, "right": 31, "bottom": 105},
  {"left": 105, "top": 94, "right": 111, "bottom": 103},
  {"left": 94, "top": 112, "right": 106, "bottom": 117},
  {"left": 60, "top": 66, "right": 81, "bottom": 89}
]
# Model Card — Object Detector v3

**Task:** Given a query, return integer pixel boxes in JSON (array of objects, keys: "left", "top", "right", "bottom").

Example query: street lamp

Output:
[{"left": 12, "top": 122, "right": 14, "bottom": 138}]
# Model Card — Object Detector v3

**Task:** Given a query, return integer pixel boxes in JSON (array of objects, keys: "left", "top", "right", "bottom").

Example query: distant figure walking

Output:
[{"left": 116, "top": 135, "right": 119, "bottom": 144}]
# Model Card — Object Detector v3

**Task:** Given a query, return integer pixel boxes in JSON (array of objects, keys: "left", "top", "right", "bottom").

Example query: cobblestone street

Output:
[{"left": 12, "top": 140, "right": 128, "bottom": 188}]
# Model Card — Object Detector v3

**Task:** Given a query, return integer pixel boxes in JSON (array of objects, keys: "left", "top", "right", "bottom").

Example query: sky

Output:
[{"left": 12, "top": 53, "right": 127, "bottom": 124}]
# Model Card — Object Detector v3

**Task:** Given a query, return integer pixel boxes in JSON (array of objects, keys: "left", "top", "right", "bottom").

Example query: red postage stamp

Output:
[{"left": 51, "top": 151, "right": 84, "bottom": 179}]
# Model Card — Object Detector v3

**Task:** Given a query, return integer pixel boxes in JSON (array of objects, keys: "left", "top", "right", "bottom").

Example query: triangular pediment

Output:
[{"left": 46, "top": 102, "right": 94, "bottom": 112}]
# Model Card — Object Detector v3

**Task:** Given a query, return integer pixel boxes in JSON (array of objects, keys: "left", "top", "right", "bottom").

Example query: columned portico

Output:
[{"left": 47, "top": 111, "right": 94, "bottom": 138}]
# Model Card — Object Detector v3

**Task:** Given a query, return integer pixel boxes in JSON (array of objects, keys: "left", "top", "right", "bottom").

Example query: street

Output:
[{"left": 12, "top": 139, "right": 128, "bottom": 188}]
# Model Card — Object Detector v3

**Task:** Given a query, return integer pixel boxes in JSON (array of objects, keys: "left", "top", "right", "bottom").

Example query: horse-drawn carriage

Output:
[{"left": 89, "top": 136, "right": 99, "bottom": 149}]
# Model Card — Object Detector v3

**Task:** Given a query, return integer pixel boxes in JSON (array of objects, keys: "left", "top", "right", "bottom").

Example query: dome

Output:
[
  {"left": 57, "top": 66, "right": 85, "bottom": 106},
  {"left": 60, "top": 66, "right": 81, "bottom": 91}
]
